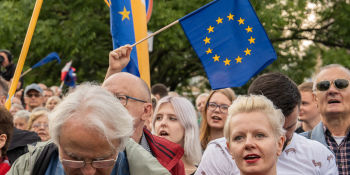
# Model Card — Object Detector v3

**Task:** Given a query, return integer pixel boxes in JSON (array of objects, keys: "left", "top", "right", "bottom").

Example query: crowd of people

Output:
[{"left": 0, "top": 46, "right": 349, "bottom": 175}]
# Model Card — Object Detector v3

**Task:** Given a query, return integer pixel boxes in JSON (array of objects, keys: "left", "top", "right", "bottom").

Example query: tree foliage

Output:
[{"left": 1, "top": 0, "right": 349, "bottom": 95}]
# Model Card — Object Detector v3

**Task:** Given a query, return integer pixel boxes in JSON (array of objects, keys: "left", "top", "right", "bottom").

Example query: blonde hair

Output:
[
  {"left": 27, "top": 110, "right": 48, "bottom": 130},
  {"left": 224, "top": 95, "right": 285, "bottom": 142},
  {"left": 199, "top": 88, "right": 236, "bottom": 149}
]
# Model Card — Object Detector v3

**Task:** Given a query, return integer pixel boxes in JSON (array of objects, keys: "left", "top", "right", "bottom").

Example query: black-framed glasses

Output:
[
  {"left": 207, "top": 102, "right": 230, "bottom": 113},
  {"left": 316, "top": 79, "right": 349, "bottom": 91},
  {"left": 60, "top": 155, "right": 118, "bottom": 169},
  {"left": 115, "top": 95, "right": 147, "bottom": 106}
]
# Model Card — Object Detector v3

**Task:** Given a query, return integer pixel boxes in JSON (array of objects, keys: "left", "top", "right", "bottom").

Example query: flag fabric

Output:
[
  {"left": 179, "top": 0, "right": 277, "bottom": 90},
  {"left": 109, "top": 0, "right": 150, "bottom": 86},
  {"left": 61, "top": 61, "right": 76, "bottom": 87},
  {"left": 31, "top": 52, "right": 61, "bottom": 69}
]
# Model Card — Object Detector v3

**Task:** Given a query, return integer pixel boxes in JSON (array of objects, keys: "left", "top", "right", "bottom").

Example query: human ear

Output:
[
  {"left": 141, "top": 103, "right": 153, "bottom": 121},
  {"left": 0, "top": 134, "right": 7, "bottom": 149},
  {"left": 276, "top": 135, "right": 285, "bottom": 156}
]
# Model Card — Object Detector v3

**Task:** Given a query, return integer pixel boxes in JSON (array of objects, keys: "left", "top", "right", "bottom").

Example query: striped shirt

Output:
[{"left": 324, "top": 127, "right": 350, "bottom": 175}]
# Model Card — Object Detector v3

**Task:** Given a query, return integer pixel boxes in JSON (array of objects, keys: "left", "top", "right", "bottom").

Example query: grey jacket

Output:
[{"left": 300, "top": 122, "right": 328, "bottom": 147}]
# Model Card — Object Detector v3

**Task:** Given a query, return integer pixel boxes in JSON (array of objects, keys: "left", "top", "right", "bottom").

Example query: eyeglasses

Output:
[
  {"left": 26, "top": 93, "right": 41, "bottom": 98},
  {"left": 207, "top": 102, "right": 230, "bottom": 113},
  {"left": 316, "top": 79, "right": 349, "bottom": 91},
  {"left": 32, "top": 123, "right": 49, "bottom": 129},
  {"left": 115, "top": 94, "right": 147, "bottom": 106},
  {"left": 60, "top": 155, "right": 118, "bottom": 169}
]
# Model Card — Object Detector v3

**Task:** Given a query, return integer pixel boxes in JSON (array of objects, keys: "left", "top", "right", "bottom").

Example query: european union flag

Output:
[
  {"left": 179, "top": 0, "right": 277, "bottom": 89},
  {"left": 109, "top": 0, "right": 150, "bottom": 84}
]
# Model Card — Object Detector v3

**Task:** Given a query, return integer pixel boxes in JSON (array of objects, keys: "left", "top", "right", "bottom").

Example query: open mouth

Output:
[
  {"left": 159, "top": 131, "right": 169, "bottom": 136},
  {"left": 328, "top": 99, "right": 341, "bottom": 104},
  {"left": 244, "top": 154, "right": 261, "bottom": 160},
  {"left": 211, "top": 116, "right": 222, "bottom": 121}
]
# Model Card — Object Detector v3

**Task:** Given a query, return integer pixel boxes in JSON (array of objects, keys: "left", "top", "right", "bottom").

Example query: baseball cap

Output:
[{"left": 24, "top": 83, "right": 43, "bottom": 95}]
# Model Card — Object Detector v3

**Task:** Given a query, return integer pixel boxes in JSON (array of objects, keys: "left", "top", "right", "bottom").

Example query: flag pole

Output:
[
  {"left": 5, "top": 0, "right": 44, "bottom": 110},
  {"left": 131, "top": 20, "right": 179, "bottom": 48},
  {"left": 20, "top": 68, "right": 32, "bottom": 78}
]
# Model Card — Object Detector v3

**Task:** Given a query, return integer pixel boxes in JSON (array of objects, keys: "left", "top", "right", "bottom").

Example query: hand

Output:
[{"left": 109, "top": 44, "right": 132, "bottom": 72}]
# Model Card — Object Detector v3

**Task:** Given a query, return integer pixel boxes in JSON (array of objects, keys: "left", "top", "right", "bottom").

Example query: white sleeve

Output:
[{"left": 195, "top": 143, "right": 239, "bottom": 175}]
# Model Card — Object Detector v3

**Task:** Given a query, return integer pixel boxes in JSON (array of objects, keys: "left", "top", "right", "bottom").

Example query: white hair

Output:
[
  {"left": 14, "top": 110, "right": 30, "bottom": 121},
  {"left": 224, "top": 95, "right": 286, "bottom": 142},
  {"left": 313, "top": 64, "right": 350, "bottom": 91},
  {"left": 152, "top": 96, "right": 202, "bottom": 164},
  {"left": 49, "top": 83, "right": 133, "bottom": 151}
]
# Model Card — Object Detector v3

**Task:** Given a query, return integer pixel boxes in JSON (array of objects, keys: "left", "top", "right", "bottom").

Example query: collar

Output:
[{"left": 140, "top": 132, "right": 152, "bottom": 154}]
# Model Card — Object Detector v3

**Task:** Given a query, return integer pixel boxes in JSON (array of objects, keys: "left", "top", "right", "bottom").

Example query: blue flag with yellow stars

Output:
[
  {"left": 109, "top": 0, "right": 150, "bottom": 85},
  {"left": 179, "top": 0, "right": 277, "bottom": 89}
]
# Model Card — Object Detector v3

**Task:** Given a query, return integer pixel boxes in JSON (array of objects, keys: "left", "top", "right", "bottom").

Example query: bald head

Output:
[{"left": 102, "top": 72, "right": 151, "bottom": 102}]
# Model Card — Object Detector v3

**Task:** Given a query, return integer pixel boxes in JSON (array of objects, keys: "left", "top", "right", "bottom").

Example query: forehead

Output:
[
  {"left": 209, "top": 92, "right": 231, "bottom": 103},
  {"left": 316, "top": 67, "right": 350, "bottom": 81},
  {"left": 103, "top": 76, "right": 137, "bottom": 96},
  {"left": 230, "top": 112, "right": 272, "bottom": 131}
]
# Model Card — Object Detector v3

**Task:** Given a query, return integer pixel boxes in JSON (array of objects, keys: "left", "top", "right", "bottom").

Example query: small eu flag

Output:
[{"left": 179, "top": 0, "right": 277, "bottom": 89}]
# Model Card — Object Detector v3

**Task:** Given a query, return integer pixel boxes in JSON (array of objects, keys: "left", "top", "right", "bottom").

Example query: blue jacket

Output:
[{"left": 300, "top": 122, "right": 328, "bottom": 147}]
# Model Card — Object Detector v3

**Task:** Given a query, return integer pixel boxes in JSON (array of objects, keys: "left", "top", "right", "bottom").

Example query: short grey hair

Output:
[
  {"left": 152, "top": 96, "right": 202, "bottom": 164},
  {"left": 224, "top": 95, "right": 286, "bottom": 142},
  {"left": 313, "top": 64, "right": 350, "bottom": 91},
  {"left": 49, "top": 83, "right": 133, "bottom": 151},
  {"left": 14, "top": 110, "right": 30, "bottom": 121}
]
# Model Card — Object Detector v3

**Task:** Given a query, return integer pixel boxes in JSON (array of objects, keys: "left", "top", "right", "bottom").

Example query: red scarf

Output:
[{"left": 0, "top": 156, "right": 11, "bottom": 175}]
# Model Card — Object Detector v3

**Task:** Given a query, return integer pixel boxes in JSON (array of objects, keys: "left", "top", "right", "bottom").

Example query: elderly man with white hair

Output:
[{"left": 8, "top": 83, "right": 170, "bottom": 175}]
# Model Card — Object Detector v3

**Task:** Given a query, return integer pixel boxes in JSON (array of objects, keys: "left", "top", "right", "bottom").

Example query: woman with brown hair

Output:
[{"left": 199, "top": 88, "right": 235, "bottom": 150}]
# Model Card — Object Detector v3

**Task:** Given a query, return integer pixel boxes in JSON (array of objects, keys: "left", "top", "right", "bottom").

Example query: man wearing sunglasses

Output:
[
  {"left": 102, "top": 45, "right": 185, "bottom": 175},
  {"left": 23, "top": 83, "right": 44, "bottom": 112},
  {"left": 8, "top": 84, "right": 170, "bottom": 175},
  {"left": 302, "top": 64, "right": 350, "bottom": 175}
]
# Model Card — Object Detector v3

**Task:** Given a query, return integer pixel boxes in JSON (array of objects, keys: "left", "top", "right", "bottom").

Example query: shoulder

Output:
[{"left": 125, "top": 138, "right": 171, "bottom": 175}]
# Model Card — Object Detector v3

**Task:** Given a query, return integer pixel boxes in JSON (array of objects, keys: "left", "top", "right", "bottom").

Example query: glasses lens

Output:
[
  {"left": 116, "top": 95, "right": 127, "bottom": 105},
  {"left": 334, "top": 79, "right": 349, "bottom": 89},
  {"left": 316, "top": 81, "right": 330, "bottom": 91},
  {"left": 61, "top": 160, "right": 85, "bottom": 168},
  {"left": 220, "top": 105, "right": 229, "bottom": 112},
  {"left": 208, "top": 103, "right": 217, "bottom": 109},
  {"left": 92, "top": 159, "right": 116, "bottom": 168}
]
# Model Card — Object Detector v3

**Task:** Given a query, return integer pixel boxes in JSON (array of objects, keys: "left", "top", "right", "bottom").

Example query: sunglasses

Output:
[
  {"left": 316, "top": 79, "right": 349, "bottom": 91},
  {"left": 26, "top": 93, "right": 41, "bottom": 98}
]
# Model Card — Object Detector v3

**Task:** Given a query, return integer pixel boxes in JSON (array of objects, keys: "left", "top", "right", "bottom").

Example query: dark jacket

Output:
[
  {"left": 143, "top": 128, "right": 185, "bottom": 175},
  {"left": 7, "top": 128, "right": 41, "bottom": 164}
]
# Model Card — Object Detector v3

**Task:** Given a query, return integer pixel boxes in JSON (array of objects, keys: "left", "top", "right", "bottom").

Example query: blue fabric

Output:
[
  {"left": 179, "top": 0, "right": 277, "bottom": 89},
  {"left": 31, "top": 52, "right": 61, "bottom": 69},
  {"left": 64, "top": 68, "right": 76, "bottom": 87},
  {"left": 44, "top": 152, "right": 129, "bottom": 175},
  {"left": 110, "top": 0, "right": 140, "bottom": 77},
  {"left": 44, "top": 153, "right": 65, "bottom": 175}
]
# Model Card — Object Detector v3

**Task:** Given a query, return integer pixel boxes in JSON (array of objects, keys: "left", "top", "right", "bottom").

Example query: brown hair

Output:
[
  {"left": 199, "top": 88, "right": 235, "bottom": 149},
  {"left": 0, "top": 107, "right": 14, "bottom": 156}
]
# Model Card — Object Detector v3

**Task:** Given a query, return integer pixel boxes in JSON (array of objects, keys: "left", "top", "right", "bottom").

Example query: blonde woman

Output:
[
  {"left": 153, "top": 96, "right": 202, "bottom": 175},
  {"left": 27, "top": 110, "right": 50, "bottom": 141}
]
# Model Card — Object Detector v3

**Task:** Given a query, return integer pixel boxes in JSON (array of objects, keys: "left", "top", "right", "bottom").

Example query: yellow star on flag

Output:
[
  {"left": 248, "top": 36, "right": 255, "bottom": 44},
  {"left": 237, "top": 17, "right": 245, "bottom": 25},
  {"left": 235, "top": 56, "right": 242, "bottom": 63},
  {"left": 244, "top": 48, "right": 251, "bottom": 55},
  {"left": 216, "top": 17, "right": 223, "bottom": 24},
  {"left": 223, "top": 58, "right": 231, "bottom": 66},
  {"left": 245, "top": 26, "right": 253, "bottom": 33},
  {"left": 207, "top": 26, "right": 214, "bottom": 33},
  {"left": 227, "top": 13, "right": 234, "bottom": 21},
  {"left": 212, "top": 54, "right": 220, "bottom": 62},
  {"left": 203, "top": 37, "right": 211, "bottom": 44},
  {"left": 206, "top": 48, "right": 212, "bottom": 54},
  {"left": 119, "top": 7, "right": 130, "bottom": 21}
]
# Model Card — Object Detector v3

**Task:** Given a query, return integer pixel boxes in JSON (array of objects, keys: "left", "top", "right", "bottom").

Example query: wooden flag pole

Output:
[
  {"left": 20, "top": 68, "right": 33, "bottom": 78},
  {"left": 131, "top": 20, "right": 179, "bottom": 48},
  {"left": 5, "top": 0, "right": 44, "bottom": 110}
]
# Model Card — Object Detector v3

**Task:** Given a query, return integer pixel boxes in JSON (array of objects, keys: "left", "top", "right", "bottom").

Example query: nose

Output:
[
  {"left": 244, "top": 136, "right": 255, "bottom": 150},
  {"left": 81, "top": 163, "right": 96, "bottom": 175},
  {"left": 327, "top": 83, "right": 340, "bottom": 96},
  {"left": 160, "top": 118, "right": 168, "bottom": 127}
]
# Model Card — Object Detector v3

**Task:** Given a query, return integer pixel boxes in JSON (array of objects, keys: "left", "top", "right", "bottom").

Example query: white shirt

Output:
[
  {"left": 195, "top": 137, "right": 240, "bottom": 175},
  {"left": 277, "top": 133, "right": 338, "bottom": 175}
]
